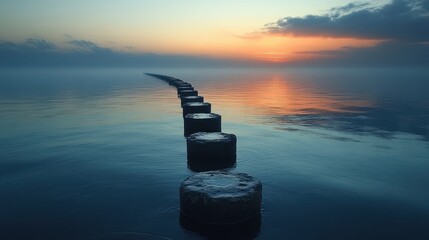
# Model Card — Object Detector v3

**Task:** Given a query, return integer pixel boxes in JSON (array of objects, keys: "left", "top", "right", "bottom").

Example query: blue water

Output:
[{"left": 1, "top": 68, "right": 428, "bottom": 239}]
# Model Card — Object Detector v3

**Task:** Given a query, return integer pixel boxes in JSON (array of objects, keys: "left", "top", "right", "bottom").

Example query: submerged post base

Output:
[{"left": 180, "top": 212, "right": 261, "bottom": 239}]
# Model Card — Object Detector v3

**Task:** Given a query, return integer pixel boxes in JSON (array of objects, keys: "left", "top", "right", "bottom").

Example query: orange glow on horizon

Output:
[
  {"left": 231, "top": 36, "right": 380, "bottom": 63},
  {"left": 133, "top": 34, "right": 380, "bottom": 63}
]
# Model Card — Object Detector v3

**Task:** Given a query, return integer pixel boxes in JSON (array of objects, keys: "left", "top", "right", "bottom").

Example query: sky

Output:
[{"left": 0, "top": 0, "right": 428, "bottom": 67}]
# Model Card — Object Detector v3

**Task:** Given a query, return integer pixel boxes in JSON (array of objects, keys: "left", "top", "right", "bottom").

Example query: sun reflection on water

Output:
[{"left": 198, "top": 74, "right": 373, "bottom": 122}]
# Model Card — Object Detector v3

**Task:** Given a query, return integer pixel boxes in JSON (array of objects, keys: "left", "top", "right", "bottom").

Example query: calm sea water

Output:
[{"left": 1, "top": 68, "right": 428, "bottom": 239}]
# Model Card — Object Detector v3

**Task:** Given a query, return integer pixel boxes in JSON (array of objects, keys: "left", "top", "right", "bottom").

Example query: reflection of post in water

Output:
[
  {"left": 145, "top": 73, "right": 262, "bottom": 238},
  {"left": 180, "top": 212, "right": 261, "bottom": 239}
]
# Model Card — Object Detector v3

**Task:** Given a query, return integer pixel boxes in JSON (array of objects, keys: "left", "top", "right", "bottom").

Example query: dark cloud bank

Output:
[
  {"left": 267, "top": 0, "right": 429, "bottom": 66},
  {"left": 1, "top": 0, "right": 429, "bottom": 68},
  {"left": 268, "top": 0, "right": 429, "bottom": 41}
]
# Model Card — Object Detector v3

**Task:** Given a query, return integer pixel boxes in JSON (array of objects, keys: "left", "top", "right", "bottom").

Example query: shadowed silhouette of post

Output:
[
  {"left": 182, "top": 102, "right": 211, "bottom": 117},
  {"left": 184, "top": 113, "right": 221, "bottom": 136}
]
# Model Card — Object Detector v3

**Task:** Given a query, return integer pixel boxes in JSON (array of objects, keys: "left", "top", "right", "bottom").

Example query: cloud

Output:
[
  {"left": 258, "top": 0, "right": 429, "bottom": 66},
  {"left": 266, "top": 0, "right": 429, "bottom": 42},
  {"left": 68, "top": 39, "right": 112, "bottom": 53},
  {"left": 23, "top": 38, "right": 57, "bottom": 50},
  {"left": 0, "top": 38, "right": 56, "bottom": 51},
  {"left": 328, "top": 2, "right": 371, "bottom": 17}
]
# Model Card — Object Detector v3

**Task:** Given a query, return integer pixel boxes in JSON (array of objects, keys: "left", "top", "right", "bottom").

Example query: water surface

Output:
[{"left": 1, "top": 68, "right": 428, "bottom": 239}]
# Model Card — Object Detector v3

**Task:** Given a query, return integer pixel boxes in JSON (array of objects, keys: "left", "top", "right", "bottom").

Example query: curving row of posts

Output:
[{"left": 145, "top": 73, "right": 262, "bottom": 237}]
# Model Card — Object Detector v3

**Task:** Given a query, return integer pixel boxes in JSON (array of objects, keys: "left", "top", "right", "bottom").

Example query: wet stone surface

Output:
[{"left": 180, "top": 171, "right": 262, "bottom": 225}]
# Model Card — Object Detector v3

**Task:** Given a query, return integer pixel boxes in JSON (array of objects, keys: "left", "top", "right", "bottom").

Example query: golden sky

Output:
[{"left": 0, "top": 0, "right": 391, "bottom": 63}]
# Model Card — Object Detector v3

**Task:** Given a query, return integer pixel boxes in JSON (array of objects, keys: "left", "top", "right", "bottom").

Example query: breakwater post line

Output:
[{"left": 145, "top": 73, "right": 262, "bottom": 237}]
